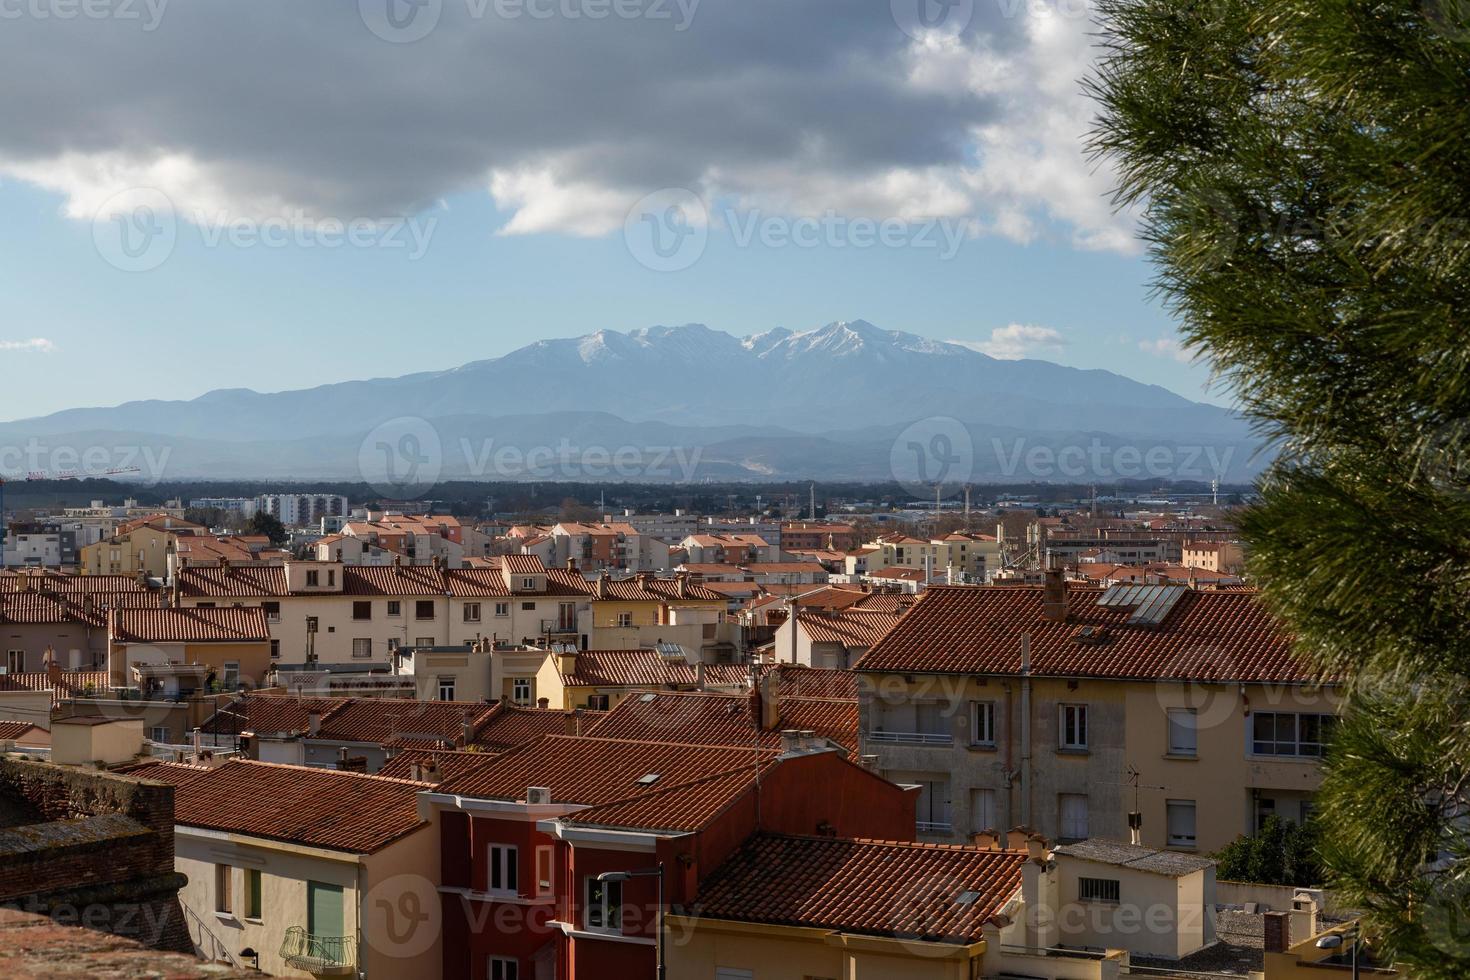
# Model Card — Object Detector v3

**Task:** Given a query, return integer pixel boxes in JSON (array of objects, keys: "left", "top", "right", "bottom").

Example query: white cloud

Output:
[
  {"left": 0, "top": 2, "right": 1138, "bottom": 253},
  {"left": 1138, "top": 336, "right": 1195, "bottom": 363},
  {"left": 957, "top": 324, "right": 1066, "bottom": 359},
  {"left": 0, "top": 338, "right": 56, "bottom": 353}
]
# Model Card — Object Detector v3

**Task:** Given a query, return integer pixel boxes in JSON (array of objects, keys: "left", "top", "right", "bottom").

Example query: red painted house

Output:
[{"left": 425, "top": 731, "right": 916, "bottom": 980}]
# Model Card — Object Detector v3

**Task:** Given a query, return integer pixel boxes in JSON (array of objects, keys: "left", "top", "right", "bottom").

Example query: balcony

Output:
[
  {"left": 540, "top": 618, "right": 578, "bottom": 635},
  {"left": 280, "top": 927, "right": 355, "bottom": 976},
  {"left": 867, "top": 730, "right": 954, "bottom": 746},
  {"left": 916, "top": 821, "right": 954, "bottom": 834}
]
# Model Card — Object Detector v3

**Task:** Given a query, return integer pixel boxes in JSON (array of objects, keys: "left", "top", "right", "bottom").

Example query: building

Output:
[
  {"left": 257, "top": 494, "right": 350, "bottom": 527},
  {"left": 769, "top": 606, "right": 902, "bottom": 669},
  {"left": 534, "top": 647, "right": 753, "bottom": 711},
  {"left": 1, "top": 523, "right": 79, "bottom": 568},
  {"left": 854, "top": 574, "right": 1337, "bottom": 851},
  {"left": 0, "top": 570, "right": 160, "bottom": 671},
  {"left": 187, "top": 497, "right": 260, "bottom": 519},
  {"left": 108, "top": 606, "right": 274, "bottom": 692},
  {"left": 425, "top": 732, "right": 918, "bottom": 980},
  {"left": 144, "top": 759, "right": 440, "bottom": 978},
  {"left": 779, "top": 522, "right": 857, "bottom": 551},
  {"left": 78, "top": 514, "right": 207, "bottom": 578}
]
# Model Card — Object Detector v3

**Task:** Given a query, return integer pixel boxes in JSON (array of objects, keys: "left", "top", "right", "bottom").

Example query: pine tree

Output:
[{"left": 1088, "top": 2, "right": 1470, "bottom": 974}]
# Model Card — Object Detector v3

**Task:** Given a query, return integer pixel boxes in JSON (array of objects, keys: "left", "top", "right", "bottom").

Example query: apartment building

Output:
[
  {"left": 0, "top": 570, "right": 159, "bottom": 671},
  {"left": 550, "top": 522, "right": 669, "bottom": 572},
  {"left": 1182, "top": 540, "right": 1246, "bottom": 575},
  {"left": 78, "top": 514, "right": 207, "bottom": 577},
  {"left": 425, "top": 732, "right": 916, "bottom": 980},
  {"left": 680, "top": 532, "right": 778, "bottom": 565},
  {"left": 140, "top": 759, "right": 440, "bottom": 979},
  {"left": 855, "top": 574, "right": 1338, "bottom": 853},
  {"left": 862, "top": 530, "right": 1003, "bottom": 583},
  {"left": 258, "top": 494, "right": 350, "bottom": 527},
  {"left": 779, "top": 521, "right": 857, "bottom": 551},
  {"left": 770, "top": 606, "right": 902, "bottom": 669}
]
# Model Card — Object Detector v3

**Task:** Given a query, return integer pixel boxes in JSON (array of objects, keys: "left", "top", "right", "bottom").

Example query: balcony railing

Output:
[
  {"left": 867, "top": 730, "right": 954, "bottom": 746},
  {"left": 280, "top": 927, "right": 355, "bottom": 975},
  {"left": 541, "top": 618, "right": 578, "bottom": 634},
  {"left": 916, "top": 821, "right": 954, "bottom": 834}
]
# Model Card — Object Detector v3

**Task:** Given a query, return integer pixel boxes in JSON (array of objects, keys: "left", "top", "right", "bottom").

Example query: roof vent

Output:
[
  {"left": 639, "top": 693, "right": 657, "bottom": 703},
  {"left": 955, "top": 890, "right": 983, "bottom": 906},
  {"left": 636, "top": 773, "right": 661, "bottom": 786}
]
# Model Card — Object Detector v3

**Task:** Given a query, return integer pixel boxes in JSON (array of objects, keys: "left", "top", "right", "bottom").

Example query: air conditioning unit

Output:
[{"left": 527, "top": 786, "right": 551, "bottom": 805}]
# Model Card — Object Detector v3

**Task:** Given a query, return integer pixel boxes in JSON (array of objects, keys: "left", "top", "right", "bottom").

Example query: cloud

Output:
[
  {"left": 0, "top": 338, "right": 56, "bottom": 353},
  {"left": 1139, "top": 336, "right": 1195, "bottom": 363},
  {"left": 957, "top": 324, "right": 1066, "bottom": 360},
  {"left": 0, "top": 1, "right": 1135, "bottom": 253}
]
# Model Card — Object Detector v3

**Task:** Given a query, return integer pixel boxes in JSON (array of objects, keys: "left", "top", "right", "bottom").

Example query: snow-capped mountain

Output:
[{"left": 0, "top": 320, "right": 1255, "bottom": 481}]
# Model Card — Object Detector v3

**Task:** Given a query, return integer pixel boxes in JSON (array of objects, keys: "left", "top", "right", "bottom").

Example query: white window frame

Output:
[
  {"left": 438, "top": 676, "right": 456, "bottom": 702},
  {"left": 494, "top": 602, "right": 510, "bottom": 617},
  {"left": 488, "top": 844, "right": 518, "bottom": 896},
  {"left": 1167, "top": 708, "right": 1198, "bottom": 757},
  {"left": 1251, "top": 711, "right": 1335, "bottom": 758},
  {"left": 535, "top": 845, "right": 553, "bottom": 895},
  {"left": 970, "top": 700, "right": 996, "bottom": 746},
  {"left": 1167, "top": 799, "right": 1198, "bottom": 849},
  {"left": 1059, "top": 793, "right": 1089, "bottom": 841},
  {"left": 512, "top": 678, "right": 532, "bottom": 705},
  {"left": 214, "top": 864, "right": 234, "bottom": 915},
  {"left": 1059, "top": 703, "right": 1089, "bottom": 750},
  {"left": 970, "top": 787, "right": 997, "bottom": 834},
  {"left": 584, "top": 876, "right": 623, "bottom": 933},
  {"left": 148, "top": 726, "right": 170, "bottom": 743},
  {"left": 464, "top": 602, "right": 482, "bottom": 623},
  {"left": 352, "top": 638, "right": 373, "bottom": 659}
]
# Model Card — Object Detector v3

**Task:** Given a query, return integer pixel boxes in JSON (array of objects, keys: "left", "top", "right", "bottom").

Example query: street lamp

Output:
[
  {"left": 1315, "top": 922, "right": 1360, "bottom": 980},
  {"left": 596, "top": 863, "right": 665, "bottom": 980}
]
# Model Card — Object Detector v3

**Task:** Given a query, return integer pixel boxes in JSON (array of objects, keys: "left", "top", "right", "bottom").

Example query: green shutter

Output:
[{"left": 307, "top": 882, "right": 344, "bottom": 938}]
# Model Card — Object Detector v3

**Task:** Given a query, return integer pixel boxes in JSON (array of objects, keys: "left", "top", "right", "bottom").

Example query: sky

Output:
[{"left": 0, "top": 0, "right": 1217, "bottom": 422}]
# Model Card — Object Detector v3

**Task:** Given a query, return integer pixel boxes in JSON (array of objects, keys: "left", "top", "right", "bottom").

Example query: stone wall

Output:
[{"left": 0, "top": 759, "right": 192, "bottom": 954}]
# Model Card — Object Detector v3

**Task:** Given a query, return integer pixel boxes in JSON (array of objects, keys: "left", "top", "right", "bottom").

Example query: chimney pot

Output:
[
  {"left": 779, "top": 729, "right": 805, "bottom": 754},
  {"left": 308, "top": 710, "right": 322, "bottom": 736}
]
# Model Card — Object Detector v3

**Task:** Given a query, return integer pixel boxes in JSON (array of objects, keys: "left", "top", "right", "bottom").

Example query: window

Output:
[
  {"left": 327, "top": 569, "right": 335, "bottom": 587},
  {"left": 1059, "top": 794, "right": 1089, "bottom": 841},
  {"left": 352, "top": 638, "right": 373, "bottom": 659},
  {"left": 1168, "top": 708, "right": 1198, "bottom": 756},
  {"left": 488, "top": 845, "right": 518, "bottom": 895},
  {"left": 494, "top": 602, "right": 510, "bottom": 617},
  {"left": 488, "top": 959, "right": 519, "bottom": 980},
  {"left": 415, "top": 600, "right": 435, "bottom": 620},
  {"left": 521, "top": 601, "right": 536, "bottom": 611},
  {"left": 416, "top": 635, "right": 435, "bottom": 648},
  {"left": 387, "top": 600, "right": 402, "bottom": 617},
  {"left": 438, "top": 676, "right": 456, "bottom": 702},
  {"left": 222, "top": 661, "right": 239, "bottom": 691},
  {"left": 586, "top": 694, "right": 610, "bottom": 711},
  {"left": 214, "top": 864, "right": 234, "bottom": 915},
  {"left": 1252, "top": 712, "right": 1335, "bottom": 757},
  {"left": 464, "top": 603, "right": 482, "bottom": 623},
  {"left": 522, "top": 577, "right": 536, "bottom": 590},
  {"left": 914, "top": 779, "right": 952, "bottom": 832},
  {"left": 148, "top": 725, "right": 170, "bottom": 743},
  {"left": 306, "top": 570, "right": 319, "bottom": 587},
  {"left": 245, "top": 869, "right": 262, "bottom": 920},
  {"left": 4, "top": 650, "right": 22, "bottom": 674},
  {"left": 617, "top": 612, "right": 633, "bottom": 627},
  {"left": 585, "top": 877, "right": 623, "bottom": 932},
  {"left": 536, "top": 846, "right": 553, "bottom": 895},
  {"left": 270, "top": 639, "right": 280, "bottom": 659},
  {"left": 1059, "top": 704, "right": 1089, "bottom": 750},
  {"left": 262, "top": 601, "right": 281, "bottom": 622},
  {"left": 970, "top": 700, "right": 996, "bottom": 746},
  {"left": 512, "top": 678, "right": 532, "bottom": 705},
  {"left": 1167, "top": 800, "right": 1197, "bottom": 848},
  {"left": 970, "top": 788, "right": 997, "bottom": 833},
  {"left": 352, "top": 601, "right": 372, "bottom": 621},
  {"left": 1079, "top": 876, "right": 1120, "bottom": 904},
  {"left": 1255, "top": 797, "right": 1276, "bottom": 831}
]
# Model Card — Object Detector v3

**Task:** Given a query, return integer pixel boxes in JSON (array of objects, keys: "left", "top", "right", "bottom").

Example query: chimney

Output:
[
  {"left": 778, "top": 730, "right": 805, "bottom": 754},
  {"left": 1042, "top": 565, "right": 1068, "bottom": 622},
  {"left": 595, "top": 572, "right": 609, "bottom": 599},
  {"left": 537, "top": 697, "right": 550, "bottom": 709},
  {"left": 461, "top": 711, "right": 475, "bottom": 746},
  {"left": 566, "top": 557, "right": 578, "bottom": 573},
  {"left": 757, "top": 670, "right": 780, "bottom": 731},
  {"left": 337, "top": 746, "right": 349, "bottom": 769},
  {"left": 695, "top": 661, "right": 706, "bottom": 691},
  {"left": 192, "top": 726, "right": 202, "bottom": 759},
  {"left": 557, "top": 648, "right": 577, "bottom": 676},
  {"left": 676, "top": 571, "right": 689, "bottom": 598},
  {"left": 1264, "top": 911, "right": 1290, "bottom": 953},
  {"left": 422, "top": 759, "right": 440, "bottom": 783},
  {"left": 82, "top": 594, "right": 95, "bottom": 618},
  {"left": 308, "top": 710, "right": 322, "bottom": 736},
  {"left": 1025, "top": 836, "right": 1048, "bottom": 863},
  {"left": 563, "top": 708, "right": 586, "bottom": 736},
  {"left": 1006, "top": 829, "right": 1031, "bottom": 850},
  {"left": 48, "top": 660, "right": 63, "bottom": 686},
  {"left": 970, "top": 830, "right": 1002, "bottom": 849}
]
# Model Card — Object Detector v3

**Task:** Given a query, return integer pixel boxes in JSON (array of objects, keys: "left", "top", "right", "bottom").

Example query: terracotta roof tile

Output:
[
  {"left": 314, "top": 697, "right": 498, "bottom": 746},
  {"left": 115, "top": 760, "right": 211, "bottom": 786},
  {"left": 111, "top": 606, "right": 270, "bottom": 644},
  {"left": 433, "top": 735, "right": 770, "bottom": 804},
  {"left": 796, "top": 609, "right": 902, "bottom": 648},
  {"left": 587, "top": 690, "right": 858, "bottom": 753},
  {"left": 199, "top": 694, "right": 344, "bottom": 737},
  {"left": 561, "top": 764, "right": 772, "bottom": 833},
  {"left": 172, "top": 760, "right": 427, "bottom": 853},
  {"left": 0, "top": 721, "right": 40, "bottom": 741},
  {"left": 855, "top": 585, "right": 1317, "bottom": 683},
  {"left": 376, "top": 748, "right": 502, "bottom": 783},
  {"left": 689, "top": 834, "right": 1025, "bottom": 943},
  {"left": 176, "top": 565, "right": 287, "bottom": 598},
  {"left": 0, "top": 670, "right": 112, "bottom": 706},
  {"left": 472, "top": 703, "right": 581, "bottom": 751}
]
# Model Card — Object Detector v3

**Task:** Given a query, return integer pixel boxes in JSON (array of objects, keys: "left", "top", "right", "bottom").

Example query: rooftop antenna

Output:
[
  {"left": 964, "top": 485, "right": 972, "bottom": 524},
  {"left": 1211, "top": 477, "right": 1219, "bottom": 506},
  {"left": 810, "top": 483, "right": 816, "bottom": 521}
]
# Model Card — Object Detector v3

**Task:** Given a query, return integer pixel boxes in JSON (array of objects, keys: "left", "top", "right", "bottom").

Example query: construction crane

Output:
[{"left": 0, "top": 465, "right": 143, "bottom": 565}]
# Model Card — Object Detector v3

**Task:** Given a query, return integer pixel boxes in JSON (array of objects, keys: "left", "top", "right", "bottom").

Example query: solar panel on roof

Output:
[{"left": 1097, "top": 583, "right": 1187, "bottom": 625}]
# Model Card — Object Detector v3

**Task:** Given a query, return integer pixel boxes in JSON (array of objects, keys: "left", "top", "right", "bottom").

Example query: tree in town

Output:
[
  {"left": 1089, "top": 1, "right": 1470, "bottom": 973},
  {"left": 1215, "top": 816, "right": 1323, "bottom": 888},
  {"left": 247, "top": 511, "right": 288, "bottom": 545}
]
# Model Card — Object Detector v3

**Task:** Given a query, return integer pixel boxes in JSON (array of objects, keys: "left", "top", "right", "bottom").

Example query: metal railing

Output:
[
  {"left": 182, "top": 903, "right": 242, "bottom": 968},
  {"left": 280, "top": 926, "right": 356, "bottom": 974},
  {"left": 916, "top": 820, "right": 954, "bottom": 834},
  {"left": 868, "top": 730, "right": 954, "bottom": 745}
]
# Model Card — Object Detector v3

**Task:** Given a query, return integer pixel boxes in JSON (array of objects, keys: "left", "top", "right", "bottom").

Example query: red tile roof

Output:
[
  {"left": 115, "top": 760, "right": 211, "bottom": 786},
  {"left": 433, "top": 735, "right": 770, "bottom": 804},
  {"left": 587, "top": 690, "right": 858, "bottom": 753},
  {"left": 199, "top": 694, "right": 344, "bottom": 737},
  {"left": 502, "top": 554, "right": 547, "bottom": 575},
  {"left": 342, "top": 564, "right": 449, "bottom": 596},
  {"left": 472, "top": 703, "right": 581, "bottom": 751},
  {"left": 762, "top": 664, "right": 859, "bottom": 700},
  {"left": 556, "top": 649, "right": 696, "bottom": 688},
  {"left": 172, "top": 760, "right": 427, "bottom": 853},
  {"left": 0, "top": 589, "right": 158, "bottom": 627},
  {"left": 314, "top": 697, "right": 498, "bottom": 746},
  {"left": 796, "top": 609, "right": 902, "bottom": 649},
  {"left": 0, "top": 721, "right": 40, "bottom": 741},
  {"left": 376, "top": 748, "right": 502, "bottom": 783},
  {"left": 855, "top": 585, "right": 1317, "bottom": 682},
  {"left": 688, "top": 834, "right": 1026, "bottom": 943},
  {"left": 0, "top": 670, "right": 112, "bottom": 706},
  {"left": 561, "top": 764, "right": 772, "bottom": 833},
  {"left": 176, "top": 565, "right": 288, "bottom": 598},
  {"left": 0, "top": 572, "right": 152, "bottom": 595},
  {"left": 110, "top": 606, "right": 271, "bottom": 644}
]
